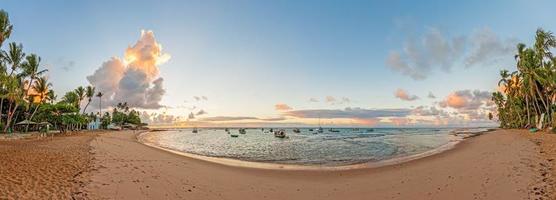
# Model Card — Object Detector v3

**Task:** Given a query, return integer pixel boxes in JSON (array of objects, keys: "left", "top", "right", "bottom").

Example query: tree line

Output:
[
  {"left": 0, "top": 9, "right": 142, "bottom": 134},
  {"left": 493, "top": 28, "right": 556, "bottom": 130}
]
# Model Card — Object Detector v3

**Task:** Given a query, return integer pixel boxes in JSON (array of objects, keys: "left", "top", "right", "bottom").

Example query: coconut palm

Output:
[
  {"left": 46, "top": 89, "right": 56, "bottom": 103},
  {"left": 26, "top": 76, "right": 51, "bottom": 132},
  {"left": 61, "top": 91, "right": 80, "bottom": 109},
  {"left": 96, "top": 92, "right": 103, "bottom": 115},
  {"left": 74, "top": 86, "right": 85, "bottom": 111},
  {"left": 4, "top": 42, "right": 24, "bottom": 76},
  {"left": 0, "top": 9, "right": 12, "bottom": 48},
  {"left": 494, "top": 28, "right": 556, "bottom": 129},
  {"left": 82, "top": 86, "right": 95, "bottom": 114},
  {"left": 3, "top": 75, "right": 22, "bottom": 132}
]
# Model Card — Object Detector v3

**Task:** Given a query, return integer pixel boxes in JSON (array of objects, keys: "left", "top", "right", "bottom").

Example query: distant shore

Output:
[{"left": 0, "top": 129, "right": 553, "bottom": 199}]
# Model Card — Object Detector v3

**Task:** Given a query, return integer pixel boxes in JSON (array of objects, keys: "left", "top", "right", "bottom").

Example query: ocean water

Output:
[{"left": 140, "top": 128, "right": 488, "bottom": 166}]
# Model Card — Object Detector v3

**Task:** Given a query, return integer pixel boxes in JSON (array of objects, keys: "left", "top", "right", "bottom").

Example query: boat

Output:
[
  {"left": 192, "top": 128, "right": 198, "bottom": 133},
  {"left": 274, "top": 129, "right": 287, "bottom": 138},
  {"left": 315, "top": 117, "right": 323, "bottom": 134},
  {"left": 239, "top": 128, "right": 247, "bottom": 134},
  {"left": 230, "top": 134, "right": 239, "bottom": 137},
  {"left": 308, "top": 128, "right": 314, "bottom": 131},
  {"left": 293, "top": 128, "right": 301, "bottom": 133},
  {"left": 366, "top": 128, "right": 374, "bottom": 132},
  {"left": 328, "top": 128, "right": 340, "bottom": 133}
]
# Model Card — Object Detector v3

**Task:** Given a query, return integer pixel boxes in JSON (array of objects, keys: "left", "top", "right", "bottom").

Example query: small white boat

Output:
[{"left": 239, "top": 128, "right": 247, "bottom": 134}]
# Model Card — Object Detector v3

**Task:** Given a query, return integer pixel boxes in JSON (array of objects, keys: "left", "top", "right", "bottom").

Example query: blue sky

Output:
[{"left": 2, "top": 0, "right": 556, "bottom": 127}]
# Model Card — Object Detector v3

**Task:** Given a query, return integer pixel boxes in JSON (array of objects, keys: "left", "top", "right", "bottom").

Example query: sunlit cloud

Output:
[
  {"left": 275, "top": 103, "right": 292, "bottom": 111},
  {"left": 285, "top": 107, "right": 411, "bottom": 119},
  {"left": 395, "top": 88, "right": 419, "bottom": 101},
  {"left": 87, "top": 30, "right": 170, "bottom": 109}
]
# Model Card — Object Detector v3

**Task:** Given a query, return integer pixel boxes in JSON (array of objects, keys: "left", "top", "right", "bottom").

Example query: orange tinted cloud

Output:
[
  {"left": 444, "top": 93, "right": 468, "bottom": 108},
  {"left": 394, "top": 89, "right": 419, "bottom": 101},
  {"left": 275, "top": 103, "right": 292, "bottom": 111}
]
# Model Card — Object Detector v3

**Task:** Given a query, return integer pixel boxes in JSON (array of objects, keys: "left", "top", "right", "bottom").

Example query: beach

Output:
[{"left": 0, "top": 129, "right": 554, "bottom": 200}]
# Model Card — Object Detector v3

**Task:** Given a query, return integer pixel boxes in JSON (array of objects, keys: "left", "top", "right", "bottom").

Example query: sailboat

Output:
[{"left": 315, "top": 117, "right": 323, "bottom": 134}]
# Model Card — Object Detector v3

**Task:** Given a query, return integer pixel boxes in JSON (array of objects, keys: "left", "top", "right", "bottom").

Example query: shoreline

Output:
[
  {"left": 137, "top": 130, "right": 464, "bottom": 170},
  {"left": 136, "top": 129, "right": 492, "bottom": 171}
]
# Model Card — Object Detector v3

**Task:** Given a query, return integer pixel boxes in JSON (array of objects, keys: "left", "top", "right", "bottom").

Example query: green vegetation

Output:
[
  {"left": 0, "top": 10, "right": 144, "bottom": 134},
  {"left": 493, "top": 28, "right": 556, "bottom": 130}
]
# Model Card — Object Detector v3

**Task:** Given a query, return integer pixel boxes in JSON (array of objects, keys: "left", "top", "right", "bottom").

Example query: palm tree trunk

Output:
[
  {"left": 82, "top": 100, "right": 91, "bottom": 114},
  {"left": 534, "top": 84, "right": 549, "bottom": 128},
  {"left": 525, "top": 95, "right": 531, "bottom": 126},
  {"left": 4, "top": 103, "right": 18, "bottom": 133},
  {"left": 0, "top": 98, "right": 4, "bottom": 126},
  {"left": 25, "top": 104, "right": 40, "bottom": 132}
]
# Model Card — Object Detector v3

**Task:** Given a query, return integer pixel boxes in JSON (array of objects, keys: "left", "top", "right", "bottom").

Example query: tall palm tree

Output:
[
  {"left": 96, "top": 92, "right": 103, "bottom": 115},
  {"left": 3, "top": 75, "right": 22, "bottom": 132},
  {"left": 4, "top": 42, "right": 24, "bottom": 76},
  {"left": 61, "top": 91, "right": 79, "bottom": 109},
  {"left": 74, "top": 86, "right": 85, "bottom": 111},
  {"left": 46, "top": 89, "right": 56, "bottom": 103},
  {"left": 21, "top": 54, "right": 47, "bottom": 98},
  {"left": 82, "top": 86, "right": 95, "bottom": 114},
  {"left": 26, "top": 76, "right": 51, "bottom": 132},
  {"left": 0, "top": 9, "right": 12, "bottom": 48}
]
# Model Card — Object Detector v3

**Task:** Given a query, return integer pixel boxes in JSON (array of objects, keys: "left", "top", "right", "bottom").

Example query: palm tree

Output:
[
  {"left": 21, "top": 54, "right": 47, "bottom": 98},
  {"left": 0, "top": 9, "right": 13, "bottom": 48},
  {"left": 3, "top": 75, "right": 22, "bottom": 132},
  {"left": 61, "top": 91, "right": 79, "bottom": 109},
  {"left": 26, "top": 76, "right": 51, "bottom": 132},
  {"left": 4, "top": 42, "right": 24, "bottom": 76},
  {"left": 74, "top": 86, "right": 85, "bottom": 111},
  {"left": 46, "top": 89, "right": 56, "bottom": 103},
  {"left": 96, "top": 92, "right": 103, "bottom": 116},
  {"left": 82, "top": 86, "right": 95, "bottom": 114}
]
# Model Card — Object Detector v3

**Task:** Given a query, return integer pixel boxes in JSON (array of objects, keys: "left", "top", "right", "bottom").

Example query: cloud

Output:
[
  {"left": 309, "top": 98, "right": 319, "bottom": 102},
  {"left": 395, "top": 89, "right": 419, "bottom": 101},
  {"left": 325, "top": 96, "right": 336, "bottom": 103},
  {"left": 427, "top": 92, "right": 436, "bottom": 99},
  {"left": 188, "top": 112, "right": 195, "bottom": 120},
  {"left": 284, "top": 107, "right": 411, "bottom": 119},
  {"left": 275, "top": 103, "right": 292, "bottom": 111},
  {"left": 260, "top": 117, "right": 287, "bottom": 121},
  {"left": 437, "top": 89, "right": 495, "bottom": 121},
  {"left": 323, "top": 96, "right": 351, "bottom": 105},
  {"left": 411, "top": 106, "right": 448, "bottom": 117},
  {"left": 387, "top": 27, "right": 516, "bottom": 80},
  {"left": 87, "top": 30, "right": 170, "bottom": 109},
  {"left": 199, "top": 116, "right": 259, "bottom": 121},
  {"left": 140, "top": 111, "right": 181, "bottom": 125},
  {"left": 439, "top": 90, "right": 491, "bottom": 110},
  {"left": 198, "top": 116, "right": 287, "bottom": 122},
  {"left": 196, "top": 109, "right": 207, "bottom": 116},
  {"left": 193, "top": 96, "right": 208, "bottom": 101},
  {"left": 465, "top": 28, "right": 516, "bottom": 67}
]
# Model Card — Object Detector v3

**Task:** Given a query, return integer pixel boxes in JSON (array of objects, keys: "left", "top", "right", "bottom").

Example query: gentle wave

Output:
[{"left": 139, "top": 128, "right": 491, "bottom": 167}]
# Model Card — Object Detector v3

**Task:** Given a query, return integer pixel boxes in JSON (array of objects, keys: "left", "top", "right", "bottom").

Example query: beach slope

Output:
[{"left": 82, "top": 129, "right": 551, "bottom": 200}]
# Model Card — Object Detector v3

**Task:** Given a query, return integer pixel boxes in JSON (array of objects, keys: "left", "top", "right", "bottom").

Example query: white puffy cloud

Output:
[{"left": 87, "top": 30, "right": 170, "bottom": 109}]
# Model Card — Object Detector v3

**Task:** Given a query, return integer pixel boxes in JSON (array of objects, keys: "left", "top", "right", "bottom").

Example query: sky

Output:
[{"left": 2, "top": 0, "right": 556, "bottom": 127}]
